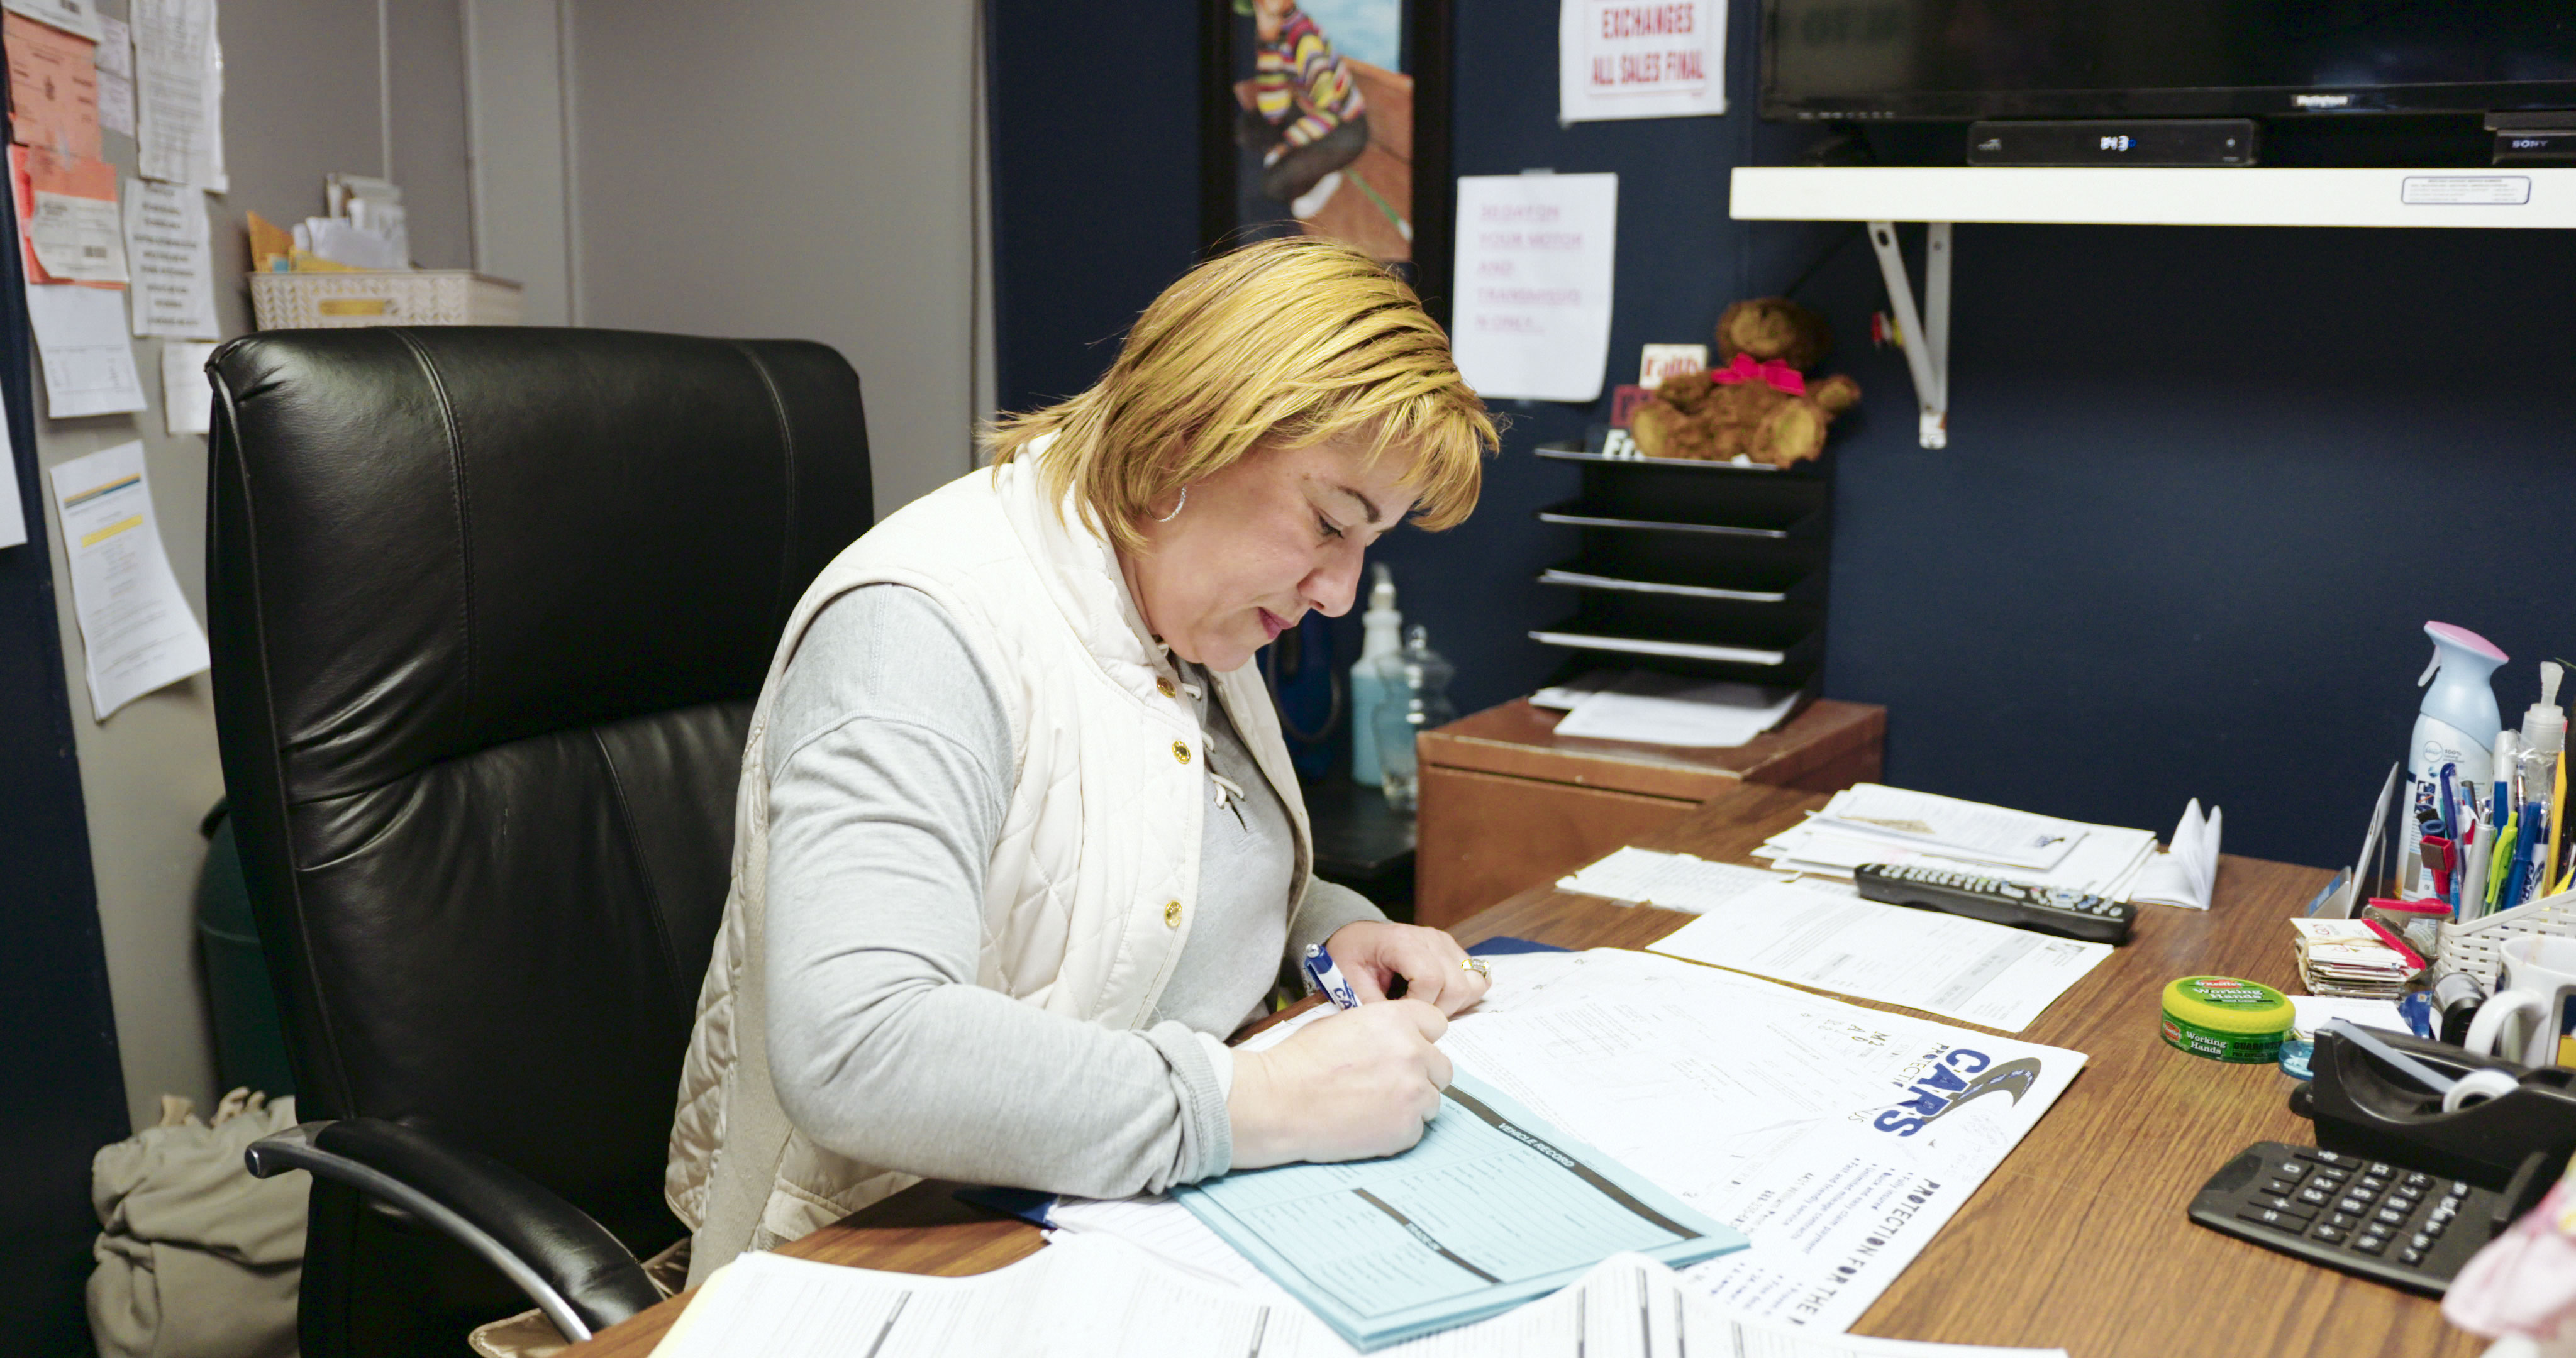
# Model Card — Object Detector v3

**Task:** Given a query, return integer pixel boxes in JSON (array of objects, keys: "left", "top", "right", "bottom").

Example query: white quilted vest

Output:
[{"left": 664, "top": 454, "right": 1313, "bottom": 1279}]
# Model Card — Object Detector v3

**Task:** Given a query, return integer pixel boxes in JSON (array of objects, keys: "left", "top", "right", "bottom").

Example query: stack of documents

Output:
[
  {"left": 1052, "top": 949, "right": 2087, "bottom": 1340},
  {"left": 1556, "top": 847, "right": 1850, "bottom": 912},
  {"left": 655, "top": 1230, "right": 2067, "bottom": 1357},
  {"left": 2292, "top": 919, "right": 2418, "bottom": 999},
  {"left": 1536, "top": 670, "right": 1803, "bottom": 749},
  {"left": 1757, "top": 785, "right": 2159, "bottom": 903},
  {"left": 2127, "top": 800, "right": 2224, "bottom": 910}
]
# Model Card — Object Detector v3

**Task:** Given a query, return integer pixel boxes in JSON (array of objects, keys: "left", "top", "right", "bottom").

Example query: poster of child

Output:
[{"left": 1230, "top": 0, "right": 1414, "bottom": 264}]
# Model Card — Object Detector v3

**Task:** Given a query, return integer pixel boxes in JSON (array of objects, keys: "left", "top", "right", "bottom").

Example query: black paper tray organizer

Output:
[{"left": 1530, "top": 440, "right": 1833, "bottom": 691}]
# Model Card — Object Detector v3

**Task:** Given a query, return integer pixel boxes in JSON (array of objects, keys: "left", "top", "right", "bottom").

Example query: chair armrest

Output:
[{"left": 246, "top": 1118, "right": 662, "bottom": 1344}]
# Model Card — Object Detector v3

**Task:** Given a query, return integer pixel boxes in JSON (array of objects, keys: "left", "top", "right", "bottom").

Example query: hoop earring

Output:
[{"left": 1156, "top": 486, "right": 1189, "bottom": 522}]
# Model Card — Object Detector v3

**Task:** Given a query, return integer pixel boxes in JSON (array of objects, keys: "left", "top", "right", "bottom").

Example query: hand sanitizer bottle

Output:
[
  {"left": 1348, "top": 565, "right": 1404, "bottom": 787},
  {"left": 2407, "top": 621, "right": 2507, "bottom": 895},
  {"left": 1374, "top": 625, "right": 1455, "bottom": 814}
]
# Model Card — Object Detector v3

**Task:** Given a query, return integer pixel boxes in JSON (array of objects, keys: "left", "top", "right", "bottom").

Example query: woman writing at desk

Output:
[{"left": 665, "top": 238, "right": 1499, "bottom": 1280}]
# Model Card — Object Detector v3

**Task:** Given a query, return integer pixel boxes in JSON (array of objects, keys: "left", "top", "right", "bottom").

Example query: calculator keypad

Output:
[{"left": 2189, "top": 1141, "right": 2502, "bottom": 1298}]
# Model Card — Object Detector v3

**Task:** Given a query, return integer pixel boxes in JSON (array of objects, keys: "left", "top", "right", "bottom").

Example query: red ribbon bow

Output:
[{"left": 1708, "top": 351, "right": 1806, "bottom": 395}]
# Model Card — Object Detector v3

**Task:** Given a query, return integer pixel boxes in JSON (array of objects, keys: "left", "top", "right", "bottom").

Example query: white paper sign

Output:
[
  {"left": 160, "top": 340, "right": 218, "bottom": 434},
  {"left": 29, "top": 189, "right": 129, "bottom": 284},
  {"left": 133, "top": 0, "right": 221, "bottom": 189},
  {"left": 97, "top": 17, "right": 136, "bottom": 138},
  {"left": 1450, "top": 172, "right": 1618, "bottom": 402},
  {"left": 123, "top": 177, "right": 216, "bottom": 336},
  {"left": 1560, "top": 0, "right": 1728, "bottom": 123},
  {"left": 47, "top": 441, "right": 210, "bottom": 717},
  {"left": 2, "top": 0, "right": 104, "bottom": 41},
  {"left": 25, "top": 282, "right": 147, "bottom": 416}
]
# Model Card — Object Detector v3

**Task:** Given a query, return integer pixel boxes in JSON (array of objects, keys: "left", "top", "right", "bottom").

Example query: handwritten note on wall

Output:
[
  {"left": 1450, "top": 172, "right": 1618, "bottom": 403},
  {"left": 1559, "top": 0, "right": 1729, "bottom": 123}
]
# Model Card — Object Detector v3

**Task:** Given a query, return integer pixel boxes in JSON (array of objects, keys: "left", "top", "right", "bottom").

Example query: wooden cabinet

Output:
[{"left": 1411, "top": 697, "right": 1885, "bottom": 928}]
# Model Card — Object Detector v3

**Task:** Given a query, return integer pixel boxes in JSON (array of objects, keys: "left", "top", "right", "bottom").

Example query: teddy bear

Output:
[{"left": 1628, "top": 298, "right": 1861, "bottom": 467}]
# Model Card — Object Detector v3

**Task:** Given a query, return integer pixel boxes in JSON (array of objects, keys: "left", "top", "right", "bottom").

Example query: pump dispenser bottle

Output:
[
  {"left": 1348, "top": 565, "right": 1404, "bottom": 786},
  {"left": 2408, "top": 621, "right": 2507, "bottom": 895}
]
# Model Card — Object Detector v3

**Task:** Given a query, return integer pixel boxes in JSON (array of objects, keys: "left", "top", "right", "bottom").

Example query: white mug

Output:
[{"left": 2463, "top": 935, "right": 2576, "bottom": 1069}]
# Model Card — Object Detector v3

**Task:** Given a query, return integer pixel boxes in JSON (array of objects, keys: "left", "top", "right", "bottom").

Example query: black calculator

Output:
[{"left": 2188, "top": 1142, "right": 2506, "bottom": 1295}]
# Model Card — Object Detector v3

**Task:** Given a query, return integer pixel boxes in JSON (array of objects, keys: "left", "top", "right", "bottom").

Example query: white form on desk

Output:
[
  {"left": 1649, "top": 878, "right": 2111, "bottom": 1032},
  {"left": 1807, "top": 785, "right": 2094, "bottom": 873},
  {"left": 1757, "top": 822, "right": 2156, "bottom": 903},
  {"left": 1559, "top": 847, "right": 1854, "bottom": 911},
  {"left": 654, "top": 1231, "right": 2065, "bottom": 1358},
  {"left": 1061, "top": 950, "right": 2085, "bottom": 1339}
]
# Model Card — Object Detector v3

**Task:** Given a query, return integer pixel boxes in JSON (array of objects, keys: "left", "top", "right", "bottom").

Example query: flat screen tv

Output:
[{"left": 1763, "top": 1, "right": 2576, "bottom": 121}]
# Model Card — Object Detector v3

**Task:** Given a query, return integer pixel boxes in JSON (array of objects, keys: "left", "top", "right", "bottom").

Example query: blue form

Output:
[{"left": 1173, "top": 1071, "right": 1745, "bottom": 1350}]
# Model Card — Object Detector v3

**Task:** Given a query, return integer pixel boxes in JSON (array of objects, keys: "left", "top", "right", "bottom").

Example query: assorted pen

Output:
[{"left": 2414, "top": 659, "right": 2569, "bottom": 920}]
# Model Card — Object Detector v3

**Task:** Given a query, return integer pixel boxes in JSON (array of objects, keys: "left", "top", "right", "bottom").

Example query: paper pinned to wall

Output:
[
  {"left": 47, "top": 440, "right": 209, "bottom": 717},
  {"left": 25, "top": 279, "right": 147, "bottom": 416},
  {"left": 1450, "top": 172, "right": 1618, "bottom": 402},
  {"left": 0, "top": 394, "right": 25, "bottom": 550},
  {"left": 96, "top": 16, "right": 133, "bottom": 137},
  {"left": 123, "top": 177, "right": 214, "bottom": 336},
  {"left": 15, "top": 145, "right": 127, "bottom": 284},
  {"left": 2, "top": 0, "right": 103, "bottom": 42},
  {"left": 160, "top": 339, "right": 216, "bottom": 434},
  {"left": 1559, "top": 0, "right": 1728, "bottom": 123},
  {"left": 3, "top": 10, "right": 103, "bottom": 158},
  {"left": 132, "top": 0, "right": 220, "bottom": 189}
]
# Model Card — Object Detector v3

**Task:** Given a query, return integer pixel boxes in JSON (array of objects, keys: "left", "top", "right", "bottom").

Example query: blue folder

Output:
[{"left": 1173, "top": 1071, "right": 1745, "bottom": 1350}]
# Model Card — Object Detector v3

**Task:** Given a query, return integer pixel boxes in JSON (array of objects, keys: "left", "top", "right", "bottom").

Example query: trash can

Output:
[{"left": 195, "top": 801, "right": 296, "bottom": 1099}]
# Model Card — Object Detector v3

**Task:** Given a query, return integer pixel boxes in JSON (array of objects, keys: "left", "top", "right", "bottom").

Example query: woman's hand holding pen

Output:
[
  {"left": 1324, "top": 920, "right": 1494, "bottom": 1014},
  {"left": 1228, "top": 1001, "right": 1451, "bottom": 1169}
]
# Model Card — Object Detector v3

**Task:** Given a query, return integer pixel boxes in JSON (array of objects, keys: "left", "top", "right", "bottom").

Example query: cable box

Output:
[{"left": 1967, "top": 119, "right": 2258, "bottom": 167}]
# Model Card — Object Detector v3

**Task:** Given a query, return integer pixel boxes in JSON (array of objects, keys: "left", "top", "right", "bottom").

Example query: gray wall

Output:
[
  {"left": 484, "top": 0, "right": 989, "bottom": 513},
  {"left": 36, "top": 0, "right": 475, "bottom": 1130},
  {"left": 50, "top": 0, "right": 986, "bottom": 1129}
]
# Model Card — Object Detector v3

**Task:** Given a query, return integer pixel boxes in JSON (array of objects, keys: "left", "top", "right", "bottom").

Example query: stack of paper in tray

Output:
[
  {"left": 1755, "top": 783, "right": 2160, "bottom": 902},
  {"left": 2291, "top": 918, "right": 2419, "bottom": 999}
]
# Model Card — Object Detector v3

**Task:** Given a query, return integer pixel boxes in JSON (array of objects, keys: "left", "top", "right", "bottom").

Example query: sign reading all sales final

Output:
[
  {"left": 1588, "top": 3, "right": 1708, "bottom": 91},
  {"left": 1559, "top": 0, "right": 1729, "bottom": 123}
]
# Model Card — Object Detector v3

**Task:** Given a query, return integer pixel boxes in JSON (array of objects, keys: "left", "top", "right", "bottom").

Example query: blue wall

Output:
[
  {"left": 0, "top": 190, "right": 133, "bottom": 1353},
  {"left": 987, "top": 0, "right": 2576, "bottom": 870}
]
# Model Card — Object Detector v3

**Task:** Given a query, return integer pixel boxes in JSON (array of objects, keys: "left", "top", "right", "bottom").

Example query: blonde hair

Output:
[{"left": 983, "top": 237, "right": 1496, "bottom": 553}]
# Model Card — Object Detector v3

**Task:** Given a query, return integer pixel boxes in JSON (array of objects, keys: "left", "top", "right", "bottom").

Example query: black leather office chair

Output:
[{"left": 204, "top": 328, "right": 874, "bottom": 1356}]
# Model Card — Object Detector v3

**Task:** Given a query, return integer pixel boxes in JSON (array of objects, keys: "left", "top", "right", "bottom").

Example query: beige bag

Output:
[{"left": 87, "top": 1090, "right": 306, "bottom": 1358}]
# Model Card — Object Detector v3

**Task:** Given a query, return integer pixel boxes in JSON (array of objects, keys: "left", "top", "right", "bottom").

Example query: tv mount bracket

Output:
[{"left": 1865, "top": 220, "right": 1951, "bottom": 449}]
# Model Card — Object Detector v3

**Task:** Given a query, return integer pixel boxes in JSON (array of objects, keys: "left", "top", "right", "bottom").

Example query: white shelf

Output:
[{"left": 1730, "top": 166, "right": 2576, "bottom": 229}]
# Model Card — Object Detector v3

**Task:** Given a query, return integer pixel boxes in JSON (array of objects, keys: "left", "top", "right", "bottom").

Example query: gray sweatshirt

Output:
[{"left": 760, "top": 583, "right": 1384, "bottom": 1198}]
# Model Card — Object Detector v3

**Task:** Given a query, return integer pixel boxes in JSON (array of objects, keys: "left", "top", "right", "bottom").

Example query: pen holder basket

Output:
[{"left": 2434, "top": 888, "right": 2576, "bottom": 986}]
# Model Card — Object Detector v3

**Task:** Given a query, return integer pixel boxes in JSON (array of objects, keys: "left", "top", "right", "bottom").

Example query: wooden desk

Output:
[
  {"left": 1413, "top": 697, "right": 1884, "bottom": 929},
  {"left": 566, "top": 785, "right": 2477, "bottom": 1357}
]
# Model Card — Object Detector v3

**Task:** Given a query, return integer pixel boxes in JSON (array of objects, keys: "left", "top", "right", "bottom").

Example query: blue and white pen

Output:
[{"left": 1301, "top": 943, "right": 1361, "bottom": 1010}]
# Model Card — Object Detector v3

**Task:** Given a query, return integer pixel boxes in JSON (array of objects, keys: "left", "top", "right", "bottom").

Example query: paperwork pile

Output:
[
  {"left": 655, "top": 1230, "right": 2064, "bottom": 1358},
  {"left": 1757, "top": 784, "right": 2158, "bottom": 902},
  {"left": 1053, "top": 949, "right": 2086, "bottom": 1342},
  {"left": 1533, "top": 669, "right": 1802, "bottom": 749},
  {"left": 2291, "top": 918, "right": 2418, "bottom": 1000},
  {"left": 2127, "top": 800, "right": 2223, "bottom": 910}
]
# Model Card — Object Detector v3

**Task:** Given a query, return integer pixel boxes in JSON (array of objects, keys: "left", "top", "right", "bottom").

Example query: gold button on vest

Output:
[
  {"left": 1163, "top": 900, "right": 1184, "bottom": 927},
  {"left": 1172, "top": 741, "right": 1191, "bottom": 765},
  {"left": 1156, "top": 677, "right": 1175, "bottom": 698}
]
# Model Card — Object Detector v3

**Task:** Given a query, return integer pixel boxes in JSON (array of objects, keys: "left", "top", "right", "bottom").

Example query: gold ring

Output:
[{"left": 1461, "top": 956, "right": 1491, "bottom": 978}]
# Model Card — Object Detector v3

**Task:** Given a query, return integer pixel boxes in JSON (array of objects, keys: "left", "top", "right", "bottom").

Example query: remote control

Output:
[
  {"left": 2187, "top": 1141, "right": 2507, "bottom": 1296},
  {"left": 1854, "top": 864, "right": 2135, "bottom": 944}
]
